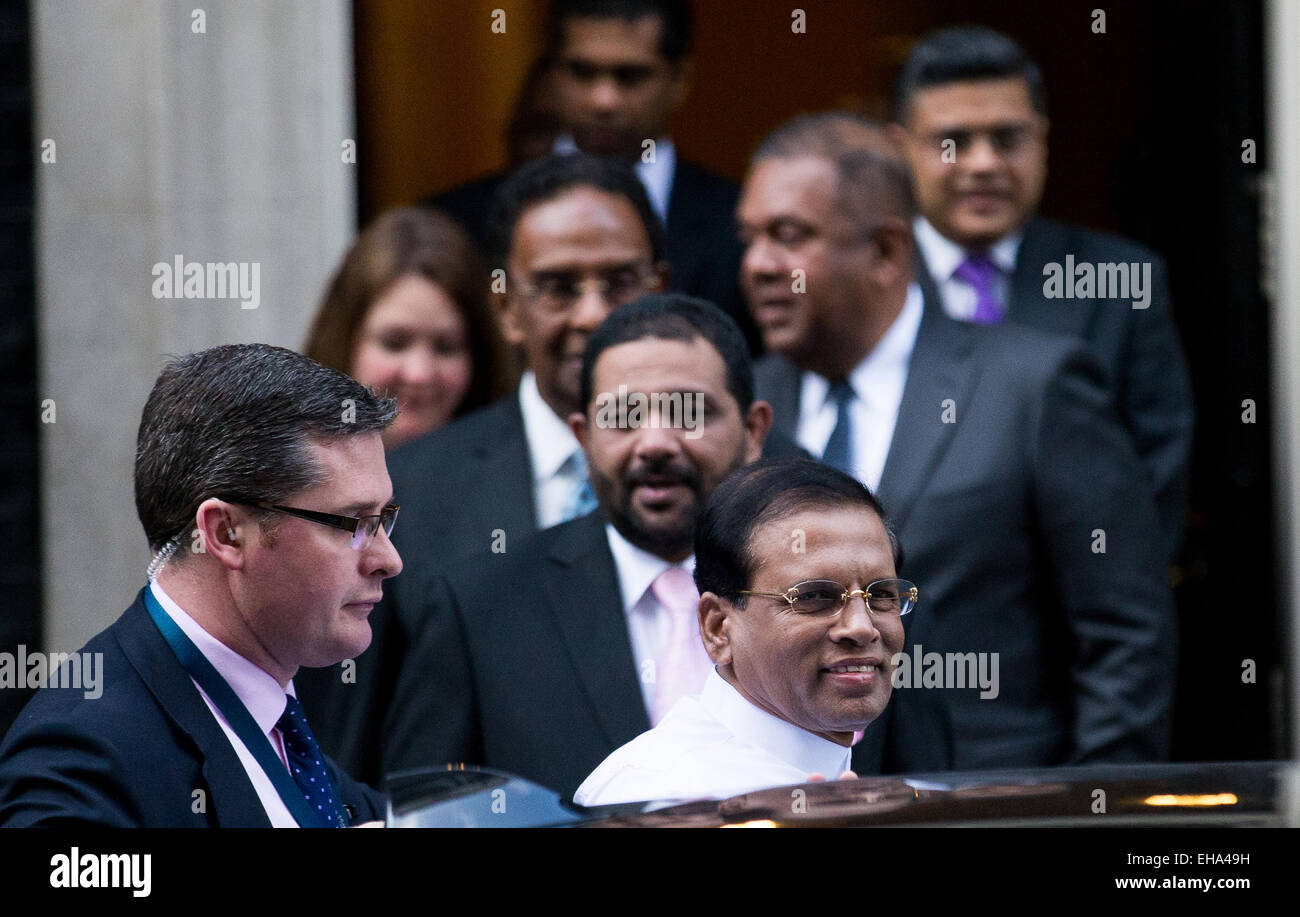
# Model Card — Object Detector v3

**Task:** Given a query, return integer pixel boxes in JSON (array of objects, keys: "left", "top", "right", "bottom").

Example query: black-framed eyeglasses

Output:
[
  {"left": 247, "top": 501, "right": 399, "bottom": 551},
  {"left": 739, "top": 578, "right": 918, "bottom": 618}
]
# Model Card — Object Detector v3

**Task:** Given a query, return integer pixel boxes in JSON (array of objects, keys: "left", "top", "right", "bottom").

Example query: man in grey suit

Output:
[
  {"left": 382, "top": 294, "right": 774, "bottom": 797},
  {"left": 890, "top": 25, "right": 1194, "bottom": 563},
  {"left": 736, "top": 112, "right": 1175, "bottom": 769}
]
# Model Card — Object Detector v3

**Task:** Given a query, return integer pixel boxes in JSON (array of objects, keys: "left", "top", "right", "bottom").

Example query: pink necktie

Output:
[{"left": 650, "top": 566, "right": 710, "bottom": 725}]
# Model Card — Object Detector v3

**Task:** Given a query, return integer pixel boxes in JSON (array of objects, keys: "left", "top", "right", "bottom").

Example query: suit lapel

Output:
[
  {"left": 539, "top": 516, "right": 651, "bottom": 746},
  {"left": 876, "top": 291, "right": 981, "bottom": 530},
  {"left": 115, "top": 592, "right": 274, "bottom": 827},
  {"left": 469, "top": 397, "right": 537, "bottom": 530}
]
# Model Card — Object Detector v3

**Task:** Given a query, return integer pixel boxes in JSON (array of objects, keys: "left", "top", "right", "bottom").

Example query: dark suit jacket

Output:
[
  {"left": 427, "top": 157, "right": 761, "bottom": 353},
  {"left": 756, "top": 295, "right": 1176, "bottom": 770},
  {"left": 296, "top": 390, "right": 808, "bottom": 784},
  {"left": 916, "top": 216, "right": 1194, "bottom": 560},
  {"left": 0, "top": 591, "right": 386, "bottom": 827}
]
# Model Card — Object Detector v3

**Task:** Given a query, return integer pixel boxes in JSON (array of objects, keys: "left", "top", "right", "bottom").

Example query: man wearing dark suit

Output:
[
  {"left": 296, "top": 153, "right": 671, "bottom": 783},
  {"left": 382, "top": 294, "right": 774, "bottom": 797},
  {"left": 737, "top": 113, "right": 1175, "bottom": 769},
  {"left": 0, "top": 344, "right": 396, "bottom": 826},
  {"left": 428, "top": 0, "right": 759, "bottom": 352},
  {"left": 890, "top": 25, "right": 1194, "bottom": 562}
]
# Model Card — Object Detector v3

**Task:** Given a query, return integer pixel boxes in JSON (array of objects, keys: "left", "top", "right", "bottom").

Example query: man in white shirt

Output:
[
  {"left": 576, "top": 456, "right": 910, "bottom": 805},
  {"left": 384, "top": 294, "right": 776, "bottom": 797},
  {"left": 737, "top": 113, "right": 1174, "bottom": 770},
  {"left": 0, "top": 344, "right": 397, "bottom": 826}
]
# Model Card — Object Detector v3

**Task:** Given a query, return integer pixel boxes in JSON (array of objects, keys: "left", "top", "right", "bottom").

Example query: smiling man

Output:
[
  {"left": 0, "top": 344, "right": 398, "bottom": 826},
  {"left": 382, "top": 294, "right": 777, "bottom": 797},
  {"left": 890, "top": 25, "right": 1193, "bottom": 561},
  {"left": 575, "top": 456, "right": 909, "bottom": 805}
]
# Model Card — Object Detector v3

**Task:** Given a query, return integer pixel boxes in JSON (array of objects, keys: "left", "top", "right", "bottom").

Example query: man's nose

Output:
[
  {"left": 632, "top": 417, "right": 685, "bottom": 458},
  {"left": 829, "top": 592, "right": 882, "bottom": 644},
  {"left": 741, "top": 235, "right": 783, "bottom": 283},
  {"left": 964, "top": 134, "right": 1002, "bottom": 172},
  {"left": 569, "top": 283, "right": 613, "bottom": 332},
  {"left": 588, "top": 77, "right": 623, "bottom": 114},
  {"left": 364, "top": 525, "right": 403, "bottom": 579}
]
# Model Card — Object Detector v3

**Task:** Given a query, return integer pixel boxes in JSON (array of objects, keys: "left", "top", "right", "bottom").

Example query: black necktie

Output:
[{"left": 821, "top": 380, "right": 855, "bottom": 474}]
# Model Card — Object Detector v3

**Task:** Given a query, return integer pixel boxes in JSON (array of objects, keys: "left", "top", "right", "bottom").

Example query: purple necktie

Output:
[{"left": 953, "top": 253, "right": 1005, "bottom": 324}]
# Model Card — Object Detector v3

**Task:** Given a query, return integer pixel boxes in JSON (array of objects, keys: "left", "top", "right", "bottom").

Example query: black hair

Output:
[
  {"left": 894, "top": 25, "right": 1047, "bottom": 122},
  {"left": 487, "top": 152, "right": 667, "bottom": 267},
  {"left": 579, "top": 292, "right": 753, "bottom": 413},
  {"left": 694, "top": 456, "right": 903, "bottom": 603},
  {"left": 135, "top": 343, "right": 396, "bottom": 553},
  {"left": 549, "top": 0, "right": 694, "bottom": 63}
]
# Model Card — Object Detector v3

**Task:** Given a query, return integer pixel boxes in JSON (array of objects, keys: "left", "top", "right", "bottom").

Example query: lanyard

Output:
[{"left": 143, "top": 587, "right": 346, "bottom": 827}]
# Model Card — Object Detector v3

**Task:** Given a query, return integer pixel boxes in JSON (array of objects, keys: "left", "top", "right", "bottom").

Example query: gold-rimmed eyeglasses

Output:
[{"left": 739, "top": 578, "right": 918, "bottom": 617}]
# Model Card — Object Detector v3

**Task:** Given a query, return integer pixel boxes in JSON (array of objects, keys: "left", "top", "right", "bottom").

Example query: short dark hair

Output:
[
  {"left": 753, "top": 112, "right": 916, "bottom": 229},
  {"left": 135, "top": 343, "right": 397, "bottom": 554},
  {"left": 579, "top": 292, "right": 753, "bottom": 414},
  {"left": 894, "top": 25, "right": 1047, "bottom": 122},
  {"left": 550, "top": 0, "right": 694, "bottom": 63},
  {"left": 487, "top": 152, "right": 667, "bottom": 267},
  {"left": 694, "top": 456, "right": 903, "bottom": 604}
]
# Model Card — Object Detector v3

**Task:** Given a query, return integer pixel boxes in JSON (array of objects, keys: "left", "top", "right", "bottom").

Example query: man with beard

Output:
[{"left": 382, "top": 294, "right": 772, "bottom": 797}]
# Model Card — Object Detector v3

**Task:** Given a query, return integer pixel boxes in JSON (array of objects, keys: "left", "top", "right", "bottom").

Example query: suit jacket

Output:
[
  {"left": 0, "top": 591, "right": 386, "bottom": 827},
  {"left": 755, "top": 294, "right": 1176, "bottom": 770},
  {"left": 296, "top": 391, "right": 809, "bottom": 784},
  {"left": 427, "top": 157, "right": 761, "bottom": 353},
  {"left": 916, "top": 216, "right": 1194, "bottom": 560}
]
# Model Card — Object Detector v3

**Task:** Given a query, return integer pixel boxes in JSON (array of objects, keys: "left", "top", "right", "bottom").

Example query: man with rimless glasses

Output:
[
  {"left": 575, "top": 457, "right": 911, "bottom": 805},
  {"left": 0, "top": 344, "right": 395, "bottom": 826}
]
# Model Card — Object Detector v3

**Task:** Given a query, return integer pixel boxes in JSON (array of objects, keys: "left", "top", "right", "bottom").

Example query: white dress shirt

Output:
[
  {"left": 605, "top": 523, "right": 701, "bottom": 715},
  {"left": 574, "top": 668, "right": 852, "bottom": 806},
  {"left": 796, "top": 283, "right": 924, "bottom": 491},
  {"left": 518, "top": 371, "right": 586, "bottom": 529},
  {"left": 914, "top": 216, "right": 1023, "bottom": 322},
  {"left": 553, "top": 134, "right": 676, "bottom": 223},
  {"left": 149, "top": 580, "right": 300, "bottom": 827}
]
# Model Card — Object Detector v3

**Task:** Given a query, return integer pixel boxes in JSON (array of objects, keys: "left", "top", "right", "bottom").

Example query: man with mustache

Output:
[
  {"left": 890, "top": 25, "right": 1193, "bottom": 562},
  {"left": 382, "top": 294, "right": 773, "bottom": 797}
]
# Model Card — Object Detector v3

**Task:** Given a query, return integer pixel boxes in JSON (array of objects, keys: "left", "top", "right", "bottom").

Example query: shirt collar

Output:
[
  {"left": 605, "top": 521, "right": 694, "bottom": 614},
  {"left": 518, "top": 371, "right": 582, "bottom": 482},
  {"left": 552, "top": 134, "right": 675, "bottom": 223},
  {"left": 914, "top": 216, "right": 1024, "bottom": 278},
  {"left": 801, "top": 281, "right": 925, "bottom": 410},
  {"left": 700, "top": 669, "right": 851, "bottom": 778},
  {"left": 149, "top": 579, "right": 290, "bottom": 736}
]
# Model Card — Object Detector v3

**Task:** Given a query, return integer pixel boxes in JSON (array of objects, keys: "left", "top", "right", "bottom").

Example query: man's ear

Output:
[
  {"left": 743, "top": 400, "right": 774, "bottom": 463},
  {"left": 699, "top": 592, "right": 733, "bottom": 666},
  {"left": 568, "top": 410, "right": 590, "bottom": 450},
  {"left": 868, "top": 217, "right": 914, "bottom": 287},
  {"left": 651, "top": 260, "right": 672, "bottom": 292},
  {"left": 495, "top": 289, "right": 527, "bottom": 348},
  {"left": 194, "top": 498, "right": 246, "bottom": 571}
]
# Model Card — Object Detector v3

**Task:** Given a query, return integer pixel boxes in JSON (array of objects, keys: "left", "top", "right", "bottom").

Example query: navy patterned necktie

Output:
[
  {"left": 277, "top": 694, "right": 347, "bottom": 827},
  {"left": 821, "top": 380, "right": 856, "bottom": 475}
]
